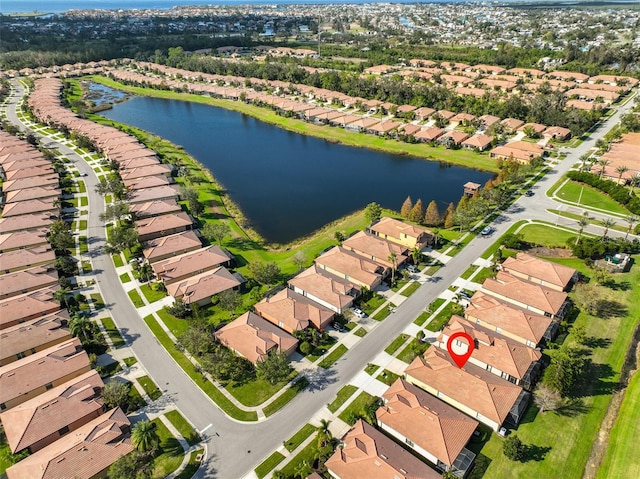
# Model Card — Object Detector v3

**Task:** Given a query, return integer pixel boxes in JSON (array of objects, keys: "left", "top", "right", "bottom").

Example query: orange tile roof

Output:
[
  {"left": 369, "top": 217, "right": 433, "bottom": 246},
  {"left": 0, "top": 246, "right": 55, "bottom": 272},
  {"left": 342, "top": 231, "right": 408, "bottom": 268},
  {"left": 5, "top": 408, "right": 133, "bottom": 479},
  {"left": 167, "top": 266, "right": 241, "bottom": 304},
  {"left": 288, "top": 265, "right": 358, "bottom": 312},
  {"left": 315, "top": 246, "right": 384, "bottom": 289},
  {"left": 325, "top": 419, "right": 440, "bottom": 479},
  {"left": 406, "top": 348, "right": 523, "bottom": 426},
  {"left": 214, "top": 311, "right": 298, "bottom": 364},
  {"left": 377, "top": 379, "right": 478, "bottom": 467},
  {"left": 0, "top": 286, "right": 61, "bottom": 330},
  {"left": 0, "top": 266, "right": 58, "bottom": 299},
  {"left": 502, "top": 253, "right": 576, "bottom": 291},
  {"left": 152, "top": 245, "right": 233, "bottom": 284},
  {"left": 0, "top": 370, "right": 104, "bottom": 453},
  {"left": 254, "top": 288, "right": 334, "bottom": 332},
  {"left": 142, "top": 230, "right": 202, "bottom": 263}
]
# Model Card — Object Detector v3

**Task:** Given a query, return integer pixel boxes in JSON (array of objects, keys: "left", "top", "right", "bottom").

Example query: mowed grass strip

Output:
[
  {"left": 385, "top": 334, "right": 409, "bottom": 355},
  {"left": 128, "top": 289, "right": 144, "bottom": 308},
  {"left": 254, "top": 451, "right": 286, "bottom": 479},
  {"left": 142, "top": 314, "right": 257, "bottom": 421},
  {"left": 263, "top": 377, "right": 309, "bottom": 417},
  {"left": 328, "top": 385, "right": 358, "bottom": 413},
  {"left": 318, "top": 345, "right": 348, "bottom": 369},
  {"left": 99, "top": 316, "right": 125, "bottom": 348},
  {"left": 137, "top": 375, "right": 162, "bottom": 401},
  {"left": 284, "top": 423, "right": 317, "bottom": 453},
  {"left": 164, "top": 410, "right": 201, "bottom": 446}
]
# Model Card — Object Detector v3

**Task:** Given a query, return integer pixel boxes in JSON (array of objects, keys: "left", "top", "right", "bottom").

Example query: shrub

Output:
[
  {"left": 503, "top": 434, "right": 525, "bottom": 461},
  {"left": 299, "top": 341, "right": 313, "bottom": 355}
]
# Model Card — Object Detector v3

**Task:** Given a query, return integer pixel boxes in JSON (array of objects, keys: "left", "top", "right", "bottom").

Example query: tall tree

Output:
[
  {"left": 102, "top": 381, "right": 130, "bottom": 410},
  {"left": 601, "top": 218, "right": 616, "bottom": 238},
  {"left": 400, "top": 196, "right": 413, "bottom": 219},
  {"left": 388, "top": 252, "right": 398, "bottom": 286},
  {"left": 576, "top": 216, "right": 589, "bottom": 245},
  {"left": 293, "top": 251, "right": 306, "bottom": 271},
  {"left": 255, "top": 351, "right": 293, "bottom": 385},
  {"left": 202, "top": 222, "right": 230, "bottom": 246},
  {"left": 624, "top": 215, "right": 638, "bottom": 240},
  {"left": 108, "top": 451, "right": 153, "bottom": 479},
  {"left": 443, "top": 202, "right": 456, "bottom": 228},
  {"left": 423, "top": 200, "right": 441, "bottom": 226},
  {"left": 131, "top": 420, "right": 160, "bottom": 453},
  {"left": 543, "top": 344, "right": 587, "bottom": 397},
  {"left": 105, "top": 225, "right": 139, "bottom": 254},
  {"left": 69, "top": 314, "right": 94, "bottom": 343},
  {"left": 364, "top": 202, "right": 382, "bottom": 224},
  {"left": 597, "top": 158, "right": 610, "bottom": 178},
  {"left": 249, "top": 262, "right": 281, "bottom": 288},
  {"left": 215, "top": 289, "right": 241, "bottom": 317},
  {"left": 533, "top": 384, "right": 562, "bottom": 413},
  {"left": 409, "top": 198, "right": 424, "bottom": 223},
  {"left": 615, "top": 165, "right": 629, "bottom": 183}
]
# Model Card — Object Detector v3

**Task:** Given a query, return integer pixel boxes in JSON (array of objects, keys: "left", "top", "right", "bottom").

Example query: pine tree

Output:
[
  {"left": 423, "top": 200, "right": 441, "bottom": 226},
  {"left": 457, "top": 194, "right": 470, "bottom": 211},
  {"left": 444, "top": 203, "right": 456, "bottom": 228},
  {"left": 484, "top": 178, "right": 494, "bottom": 191},
  {"left": 400, "top": 196, "right": 413, "bottom": 219},
  {"left": 409, "top": 199, "right": 424, "bottom": 223}
]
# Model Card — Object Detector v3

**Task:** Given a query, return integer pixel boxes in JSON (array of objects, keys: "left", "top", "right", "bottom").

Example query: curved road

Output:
[{"left": 4, "top": 79, "right": 637, "bottom": 478}]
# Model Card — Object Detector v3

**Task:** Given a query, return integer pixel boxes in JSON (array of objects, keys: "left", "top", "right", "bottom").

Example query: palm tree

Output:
[
  {"left": 317, "top": 419, "right": 332, "bottom": 448},
  {"left": 388, "top": 252, "right": 398, "bottom": 286},
  {"left": 294, "top": 460, "right": 312, "bottom": 479},
  {"left": 601, "top": 218, "right": 616, "bottom": 238},
  {"left": 432, "top": 227, "right": 441, "bottom": 248},
  {"left": 576, "top": 217, "right": 589, "bottom": 245},
  {"left": 625, "top": 215, "right": 638, "bottom": 240},
  {"left": 616, "top": 165, "right": 629, "bottom": 184},
  {"left": 410, "top": 246, "right": 422, "bottom": 265},
  {"left": 629, "top": 174, "right": 640, "bottom": 195},
  {"left": 53, "top": 286, "right": 71, "bottom": 307},
  {"left": 597, "top": 159, "right": 610, "bottom": 179},
  {"left": 131, "top": 420, "right": 159, "bottom": 453},
  {"left": 68, "top": 314, "right": 93, "bottom": 343},
  {"left": 137, "top": 262, "right": 153, "bottom": 283}
]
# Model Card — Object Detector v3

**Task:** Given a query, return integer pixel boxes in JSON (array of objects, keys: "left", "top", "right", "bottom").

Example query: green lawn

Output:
[
  {"left": 426, "top": 301, "right": 462, "bottom": 332},
  {"left": 596, "top": 372, "right": 640, "bottom": 478},
  {"left": 460, "top": 264, "right": 479, "bottom": 280},
  {"left": 338, "top": 392, "right": 377, "bottom": 426},
  {"left": 318, "top": 344, "right": 348, "bottom": 369},
  {"left": 376, "top": 369, "right": 401, "bottom": 386},
  {"left": 142, "top": 314, "right": 257, "bottom": 421},
  {"left": 470, "top": 267, "right": 496, "bottom": 284},
  {"left": 140, "top": 283, "right": 168, "bottom": 303},
  {"left": 119, "top": 272, "right": 132, "bottom": 283},
  {"left": 90, "top": 293, "right": 104, "bottom": 310},
  {"left": 400, "top": 281, "right": 421, "bottom": 297},
  {"left": 128, "top": 289, "right": 145, "bottom": 308},
  {"left": 371, "top": 306, "right": 392, "bottom": 321},
  {"left": 99, "top": 316, "right": 125, "bottom": 348},
  {"left": 263, "top": 377, "right": 309, "bottom": 417},
  {"left": 284, "top": 423, "right": 317, "bottom": 452},
  {"left": 82, "top": 260, "right": 92, "bottom": 274},
  {"left": 151, "top": 418, "right": 184, "bottom": 479},
  {"left": 556, "top": 179, "right": 629, "bottom": 215},
  {"left": 365, "top": 363, "right": 380, "bottom": 376},
  {"left": 98, "top": 361, "right": 123, "bottom": 379},
  {"left": 76, "top": 180, "right": 86, "bottom": 193},
  {"left": 78, "top": 236, "right": 88, "bottom": 254},
  {"left": 413, "top": 311, "right": 430, "bottom": 326},
  {"left": 123, "top": 356, "right": 137, "bottom": 367},
  {"left": 157, "top": 308, "right": 190, "bottom": 336},
  {"left": 397, "top": 339, "right": 430, "bottom": 364},
  {"left": 80, "top": 197, "right": 88, "bottom": 207},
  {"left": 353, "top": 327, "right": 367, "bottom": 337},
  {"left": 112, "top": 254, "right": 124, "bottom": 267},
  {"left": 385, "top": 334, "right": 409, "bottom": 355},
  {"left": 255, "top": 451, "right": 286, "bottom": 479},
  {"left": 137, "top": 375, "right": 162, "bottom": 401},
  {"left": 328, "top": 384, "right": 358, "bottom": 413},
  {"left": 164, "top": 410, "right": 201, "bottom": 446},
  {"left": 278, "top": 441, "right": 320, "bottom": 478},
  {"left": 480, "top": 220, "right": 527, "bottom": 259},
  {"left": 474, "top": 252, "right": 640, "bottom": 479},
  {"left": 518, "top": 223, "right": 578, "bottom": 248},
  {"left": 175, "top": 449, "right": 204, "bottom": 479},
  {"left": 225, "top": 375, "right": 293, "bottom": 407},
  {"left": 360, "top": 294, "right": 386, "bottom": 315}
]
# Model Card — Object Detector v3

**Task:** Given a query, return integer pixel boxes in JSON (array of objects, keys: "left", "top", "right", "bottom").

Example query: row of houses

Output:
[
  {"left": 590, "top": 131, "right": 640, "bottom": 184},
  {"left": 214, "top": 217, "right": 434, "bottom": 365},
  {"left": 323, "top": 252, "right": 578, "bottom": 479},
  {"left": 0, "top": 132, "right": 135, "bottom": 479}
]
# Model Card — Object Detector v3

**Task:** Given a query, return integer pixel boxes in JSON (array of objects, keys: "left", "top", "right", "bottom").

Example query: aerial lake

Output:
[{"left": 100, "top": 94, "right": 493, "bottom": 244}]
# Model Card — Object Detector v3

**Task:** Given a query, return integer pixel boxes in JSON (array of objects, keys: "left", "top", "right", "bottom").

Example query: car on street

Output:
[
  {"left": 480, "top": 226, "right": 493, "bottom": 235},
  {"left": 81, "top": 172, "right": 88, "bottom": 177},
  {"left": 525, "top": 189, "right": 534, "bottom": 197},
  {"left": 352, "top": 307, "right": 366, "bottom": 318},
  {"left": 407, "top": 265, "right": 418, "bottom": 273}
]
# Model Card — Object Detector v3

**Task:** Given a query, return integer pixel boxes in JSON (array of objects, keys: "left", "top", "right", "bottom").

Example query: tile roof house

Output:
[
  {"left": 123, "top": 175, "right": 171, "bottom": 191},
  {"left": 4, "top": 186, "right": 61, "bottom": 204},
  {"left": 325, "top": 419, "right": 441, "bottom": 479},
  {"left": 0, "top": 246, "right": 55, "bottom": 274},
  {"left": 288, "top": 265, "right": 359, "bottom": 314},
  {"left": 2, "top": 175, "right": 59, "bottom": 193},
  {"left": 368, "top": 217, "right": 433, "bottom": 250},
  {"left": 214, "top": 311, "right": 298, "bottom": 364},
  {"left": 0, "top": 214, "right": 56, "bottom": 234},
  {"left": 0, "top": 311, "right": 70, "bottom": 366},
  {"left": 376, "top": 379, "right": 478, "bottom": 475},
  {"left": 500, "top": 118, "right": 525, "bottom": 133},
  {"left": 439, "top": 316, "right": 542, "bottom": 390},
  {"left": 543, "top": 126, "right": 572, "bottom": 141},
  {"left": 134, "top": 211, "right": 193, "bottom": 242},
  {"left": 254, "top": 288, "right": 334, "bottom": 333},
  {"left": 128, "top": 184, "right": 181, "bottom": 204},
  {"left": 501, "top": 253, "right": 578, "bottom": 292},
  {"left": 461, "top": 134, "right": 494, "bottom": 152},
  {"left": 0, "top": 370, "right": 104, "bottom": 453},
  {"left": 152, "top": 245, "right": 235, "bottom": 284},
  {"left": 481, "top": 271, "right": 569, "bottom": 319},
  {"left": 167, "top": 266, "right": 243, "bottom": 306},
  {"left": 405, "top": 348, "right": 530, "bottom": 431},
  {"left": 0, "top": 198, "right": 58, "bottom": 218},
  {"left": 0, "top": 266, "right": 59, "bottom": 300},
  {"left": 0, "top": 338, "right": 91, "bottom": 411},
  {"left": 0, "top": 286, "right": 61, "bottom": 331},
  {"left": 130, "top": 199, "right": 182, "bottom": 219},
  {"left": 465, "top": 291, "right": 556, "bottom": 347},
  {"left": 142, "top": 230, "right": 203, "bottom": 263},
  {"left": 5, "top": 407, "right": 133, "bottom": 479},
  {"left": 315, "top": 246, "right": 385, "bottom": 290},
  {"left": 0, "top": 229, "right": 49, "bottom": 253},
  {"left": 342, "top": 231, "right": 408, "bottom": 269}
]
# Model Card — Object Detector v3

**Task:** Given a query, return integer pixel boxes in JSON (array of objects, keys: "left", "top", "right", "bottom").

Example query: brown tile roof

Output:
[
  {"left": 0, "top": 246, "right": 55, "bottom": 273},
  {"left": 441, "top": 316, "right": 541, "bottom": 380},
  {"left": 325, "top": 419, "right": 440, "bottom": 479},
  {"left": 0, "top": 311, "right": 70, "bottom": 365},
  {"left": 5, "top": 408, "right": 133, "bottom": 479},
  {"left": 315, "top": 246, "right": 384, "bottom": 290},
  {"left": 0, "top": 214, "right": 56, "bottom": 234},
  {"left": 120, "top": 163, "right": 172, "bottom": 181},
  {"left": 0, "top": 339, "right": 90, "bottom": 408},
  {"left": 255, "top": 288, "right": 334, "bottom": 332},
  {"left": 0, "top": 266, "right": 59, "bottom": 300},
  {"left": 500, "top": 118, "right": 525, "bottom": 131},
  {"left": 2, "top": 175, "right": 59, "bottom": 193},
  {"left": 462, "top": 134, "right": 494, "bottom": 150},
  {"left": 130, "top": 199, "right": 182, "bottom": 219},
  {"left": 123, "top": 175, "right": 170, "bottom": 190},
  {"left": 134, "top": 211, "right": 192, "bottom": 238},
  {"left": 464, "top": 291, "right": 553, "bottom": 345},
  {"left": 0, "top": 370, "right": 104, "bottom": 453},
  {"left": 439, "top": 130, "right": 469, "bottom": 144},
  {"left": 342, "top": 231, "right": 408, "bottom": 268},
  {"left": 4, "top": 186, "right": 60, "bottom": 204},
  {"left": 3, "top": 165, "right": 55, "bottom": 181},
  {"left": 377, "top": 379, "right": 478, "bottom": 467},
  {"left": 0, "top": 199, "right": 58, "bottom": 218},
  {"left": 128, "top": 184, "right": 181, "bottom": 204},
  {"left": 152, "top": 245, "right": 234, "bottom": 284},
  {"left": 369, "top": 217, "right": 433, "bottom": 246},
  {"left": 406, "top": 348, "right": 523, "bottom": 426},
  {"left": 479, "top": 115, "right": 501, "bottom": 127},
  {"left": 288, "top": 265, "right": 358, "bottom": 312},
  {"left": 167, "top": 266, "right": 242, "bottom": 304},
  {"left": 482, "top": 271, "right": 567, "bottom": 317},
  {"left": 142, "top": 230, "right": 202, "bottom": 263},
  {"left": 215, "top": 311, "right": 298, "bottom": 364},
  {"left": 502, "top": 253, "right": 576, "bottom": 291},
  {"left": 0, "top": 229, "right": 49, "bottom": 253}
]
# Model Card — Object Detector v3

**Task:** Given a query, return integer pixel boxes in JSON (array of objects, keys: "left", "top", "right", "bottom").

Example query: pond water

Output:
[
  {"left": 85, "top": 82, "right": 128, "bottom": 106},
  {"left": 99, "top": 93, "right": 493, "bottom": 244}
]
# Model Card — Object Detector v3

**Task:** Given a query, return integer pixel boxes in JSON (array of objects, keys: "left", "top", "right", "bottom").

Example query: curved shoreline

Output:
[{"left": 89, "top": 75, "right": 499, "bottom": 174}]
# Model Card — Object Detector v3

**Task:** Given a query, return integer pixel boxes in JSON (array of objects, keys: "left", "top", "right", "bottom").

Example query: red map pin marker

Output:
[{"left": 446, "top": 332, "right": 474, "bottom": 369}]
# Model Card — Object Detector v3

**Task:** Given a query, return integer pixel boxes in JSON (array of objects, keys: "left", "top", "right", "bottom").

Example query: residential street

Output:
[{"left": 4, "top": 79, "right": 637, "bottom": 479}]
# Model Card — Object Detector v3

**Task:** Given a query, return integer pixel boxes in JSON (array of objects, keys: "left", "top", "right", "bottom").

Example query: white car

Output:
[
  {"left": 352, "top": 307, "right": 366, "bottom": 318},
  {"left": 480, "top": 226, "right": 493, "bottom": 236}
]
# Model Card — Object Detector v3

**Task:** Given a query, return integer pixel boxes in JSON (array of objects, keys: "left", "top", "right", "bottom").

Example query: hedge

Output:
[{"left": 566, "top": 171, "right": 640, "bottom": 214}]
